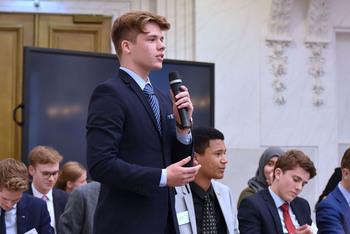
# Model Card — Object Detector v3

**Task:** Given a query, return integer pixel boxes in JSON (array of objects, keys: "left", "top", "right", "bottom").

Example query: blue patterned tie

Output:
[{"left": 143, "top": 84, "right": 161, "bottom": 134}]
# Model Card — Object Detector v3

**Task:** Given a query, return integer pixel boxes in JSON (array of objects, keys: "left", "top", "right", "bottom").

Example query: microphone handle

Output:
[{"left": 171, "top": 83, "right": 191, "bottom": 128}]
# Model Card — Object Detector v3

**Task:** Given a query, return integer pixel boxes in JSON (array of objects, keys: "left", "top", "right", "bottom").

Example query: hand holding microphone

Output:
[{"left": 168, "top": 71, "right": 193, "bottom": 130}]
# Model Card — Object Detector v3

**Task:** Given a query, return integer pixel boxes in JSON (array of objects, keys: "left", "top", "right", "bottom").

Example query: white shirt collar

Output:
[
  {"left": 268, "top": 186, "right": 288, "bottom": 208},
  {"left": 31, "top": 183, "right": 53, "bottom": 201},
  {"left": 338, "top": 182, "right": 350, "bottom": 206},
  {"left": 120, "top": 67, "right": 151, "bottom": 90}
]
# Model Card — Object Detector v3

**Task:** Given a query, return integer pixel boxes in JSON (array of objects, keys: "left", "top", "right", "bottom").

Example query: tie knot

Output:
[
  {"left": 143, "top": 84, "right": 154, "bottom": 96},
  {"left": 41, "top": 195, "right": 48, "bottom": 201},
  {"left": 0, "top": 207, "right": 5, "bottom": 216},
  {"left": 280, "top": 203, "right": 289, "bottom": 212},
  {"left": 204, "top": 193, "right": 211, "bottom": 201}
]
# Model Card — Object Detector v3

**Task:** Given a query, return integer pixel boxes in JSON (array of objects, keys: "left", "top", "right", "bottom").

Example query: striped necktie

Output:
[{"left": 143, "top": 84, "right": 161, "bottom": 134}]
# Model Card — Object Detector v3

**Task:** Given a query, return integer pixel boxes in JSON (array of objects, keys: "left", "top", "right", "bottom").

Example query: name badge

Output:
[{"left": 177, "top": 211, "right": 190, "bottom": 226}]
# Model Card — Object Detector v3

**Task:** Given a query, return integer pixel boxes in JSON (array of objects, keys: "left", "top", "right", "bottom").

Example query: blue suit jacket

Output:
[
  {"left": 16, "top": 193, "right": 54, "bottom": 234},
  {"left": 86, "top": 69, "right": 193, "bottom": 234},
  {"left": 25, "top": 186, "right": 69, "bottom": 234},
  {"left": 238, "top": 188, "right": 312, "bottom": 234},
  {"left": 316, "top": 186, "right": 350, "bottom": 234}
]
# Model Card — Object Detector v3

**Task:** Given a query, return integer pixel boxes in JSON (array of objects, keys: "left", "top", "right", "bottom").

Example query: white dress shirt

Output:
[{"left": 31, "top": 184, "right": 56, "bottom": 233}]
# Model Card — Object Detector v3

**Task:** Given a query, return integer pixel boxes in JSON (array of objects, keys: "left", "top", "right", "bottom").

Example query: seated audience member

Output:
[
  {"left": 315, "top": 166, "right": 342, "bottom": 208},
  {"left": 316, "top": 147, "right": 350, "bottom": 234},
  {"left": 25, "top": 145, "right": 69, "bottom": 234},
  {"left": 175, "top": 127, "right": 239, "bottom": 234},
  {"left": 238, "top": 150, "right": 317, "bottom": 234},
  {"left": 59, "top": 181, "right": 100, "bottom": 234},
  {"left": 0, "top": 158, "right": 54, "bottom": 233},
  {"left": 237, "top": 146, "right": 284, "bottom": 208},
  {"left": 55, "top": 161, "right": 87, "bottom": 193}
]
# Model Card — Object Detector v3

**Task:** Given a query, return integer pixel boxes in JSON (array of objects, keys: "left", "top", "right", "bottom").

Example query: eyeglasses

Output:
[{"left": 41, "top": 171, "right": 60, "bottom": 179}]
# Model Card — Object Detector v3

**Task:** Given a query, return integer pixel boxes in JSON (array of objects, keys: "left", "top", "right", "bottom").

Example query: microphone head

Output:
[{"left": 168, "top": 71, "right": 182, "bottom": 85}]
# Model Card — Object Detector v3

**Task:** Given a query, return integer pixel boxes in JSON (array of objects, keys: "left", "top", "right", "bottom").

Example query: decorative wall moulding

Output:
[
  {"left": 266, "top": 0, "right": 295, "bottom": 106},
  {"left": 266, "top": 40, "right": 290, "bottom": 105},
  {"left": 305, "top": 0, "right": 330, "bottom": 106}
]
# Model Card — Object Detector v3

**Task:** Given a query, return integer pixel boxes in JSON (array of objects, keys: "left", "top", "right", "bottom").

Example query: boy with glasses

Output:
[{"left": 25, "top": 145, "right": 69, "bottom": 234}]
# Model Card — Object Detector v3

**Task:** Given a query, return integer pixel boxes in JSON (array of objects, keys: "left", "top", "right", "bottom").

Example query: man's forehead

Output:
[
  {"left": 35, "top": 162, "right": 59, "bottom": 170},
  {"left": 284, "top": 166, "right": 310, "bottom": 180}
]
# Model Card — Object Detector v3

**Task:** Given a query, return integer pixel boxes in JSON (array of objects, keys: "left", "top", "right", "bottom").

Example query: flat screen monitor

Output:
[{"left": 22, "top": 46, "right": 214, "bottom": 169}]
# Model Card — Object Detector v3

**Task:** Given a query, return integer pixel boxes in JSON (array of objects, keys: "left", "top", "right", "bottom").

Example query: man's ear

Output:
[
  {"left": 193, "top": 152, "right": 200, "bottom": 166},
  {"left": 28, "top": 165, "right": 35, "bottom": 176},
  {"left": 274, "top": 168, "right": 282, "bottom": 180},
  {"left": 121, "top": 40, "right": 132, "bottom": 54},
  {"left": 342, "top": 168, "right": 350, "bottom": 180}
]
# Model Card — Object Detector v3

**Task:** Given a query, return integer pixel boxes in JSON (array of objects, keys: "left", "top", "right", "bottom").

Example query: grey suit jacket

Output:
[
  {"left": 175, "top": 180, "right": 239, "bottom": 234},
  {"left": 59, "top": 181, "right": 101, "bottom": 234}
]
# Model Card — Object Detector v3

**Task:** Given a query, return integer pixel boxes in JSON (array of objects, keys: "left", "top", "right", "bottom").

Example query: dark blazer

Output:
[
  {"left": 316, "top": 186, "right": 350, "bottom": 234},
  {"left": 86, "top": 69, "right": 193, "bottom": 234},
  {"left": 16, "top": 193, "right": 54, "bottom": 234},
  {"left": 25, "top": 186, "right": 69, "bottom": 234},
  {"left": 238, "top": 188, "right": 312, "bottom": 234}
]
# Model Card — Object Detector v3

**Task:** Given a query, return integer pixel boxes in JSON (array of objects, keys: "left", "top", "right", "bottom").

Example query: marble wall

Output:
[{"left": 1, "top": 0, "right": 350, "bottom": 215}]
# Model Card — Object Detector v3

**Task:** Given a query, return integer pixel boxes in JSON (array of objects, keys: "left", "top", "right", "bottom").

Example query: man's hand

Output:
[
  {"left": 166, "top": 156, "right": 200, "bottom": 187},
  {"left": 170, "top": 86, "right": 193, "bottom": 135},
  {"left": 293, "top": 224, "right": 314, "bottom": 234}
]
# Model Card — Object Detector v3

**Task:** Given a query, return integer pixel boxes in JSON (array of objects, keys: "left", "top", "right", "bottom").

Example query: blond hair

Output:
[
  {"left": 111, "top": 10, "right": 170, "bottom": 59},
  {"left": 0, "top": 158, "right": 29, "bottom": 192},
  {"left": 28, "top": 145, "right": 63, "bottom": 167}
]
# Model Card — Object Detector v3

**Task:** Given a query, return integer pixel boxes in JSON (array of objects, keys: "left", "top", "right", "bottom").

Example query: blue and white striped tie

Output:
[{"left": 143, "top": 84, "right": 161, "bottom": 134}]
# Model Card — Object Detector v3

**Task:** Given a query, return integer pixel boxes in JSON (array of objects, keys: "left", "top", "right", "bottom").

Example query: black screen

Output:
[{"left": 22, "top": 47, "right": 214, "bottom": 169}]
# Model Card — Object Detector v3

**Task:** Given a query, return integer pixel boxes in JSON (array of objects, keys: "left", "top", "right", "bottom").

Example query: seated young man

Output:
[
  {"left": 238, "top": 150, "right": 317, "bottom": 234},
  {"left": 175, "top": 127, "right": 239, "bottom": 234},
  {"left": 316, "top": 147, "right": 350, "bottom": 234},
  {"left": 25, "top": 145, "right": 69, "bottom": 233},
  {"left": 0, "top": 158, "right": 54, "bottom": 233}
]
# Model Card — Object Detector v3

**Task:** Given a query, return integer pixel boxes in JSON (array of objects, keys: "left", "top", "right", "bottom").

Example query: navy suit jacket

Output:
[
  {"left": 86, "top": 69, "right": 193, "bottom": 234},
  {"left": 16, "top": 193, "right": 54, "bottom": 234},
  {"left": 316, "top": 186, "right": 350, "bottom": 234},
  {"left": 238, "top": 188, "right": 312, "bottom": 234},
  {"left": 25, "top": 186, "right": 69, "bottom": 234}
]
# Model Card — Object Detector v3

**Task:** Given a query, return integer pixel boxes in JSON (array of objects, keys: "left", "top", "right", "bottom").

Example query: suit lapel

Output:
[
  {"left": 261, "top": 189, "right": 284, "bottom": 233},
  {"left": 182, "top": 185, "right": 197, "bottom": 234},
  {"left": 212, "top": 181, "right": 232, "bottom": 233},
  {"left": 119, "top": 70, "right": 162, "bottom": 138},
  {"left": 16, "top": 194, "right": 28, "bottom": 234},
  {"left": 291, "top": 199, "right": 307, "bottom": 225},
  {"left": 334, "top": 187, "right": 350, "bottom": 226}
]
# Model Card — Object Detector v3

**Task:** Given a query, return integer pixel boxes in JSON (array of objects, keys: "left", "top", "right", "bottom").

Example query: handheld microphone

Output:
[{"left": 168, "top": 71, "right": 191, "bottom": 129}]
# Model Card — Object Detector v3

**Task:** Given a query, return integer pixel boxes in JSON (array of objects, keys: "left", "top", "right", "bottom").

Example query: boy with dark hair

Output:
[
  {"left": 238, "top": 150, "right": 317, "bottom": 234},
  {"left": 0, "top": 158, "right": 54, "bottom": 233},
  {"left": 175, "top": 127, "right": 239, "bottom": 234}
]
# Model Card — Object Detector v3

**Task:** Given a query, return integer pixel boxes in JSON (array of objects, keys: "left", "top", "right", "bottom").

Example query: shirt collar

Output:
[
  {"left": 338, "top": 182, "right": 350, "bottom": 206},
  {"left": 120, "top": 67, "right": 152, "bottom": 90},
  {"left": 31, "top": 183, "right": 53, "bottom": 201},
  {"left": 190, "top": 181, "right": 215, "bottom": 200},
  {"left": 268, "top": 186, "right": 288, "bottom": 208}
]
